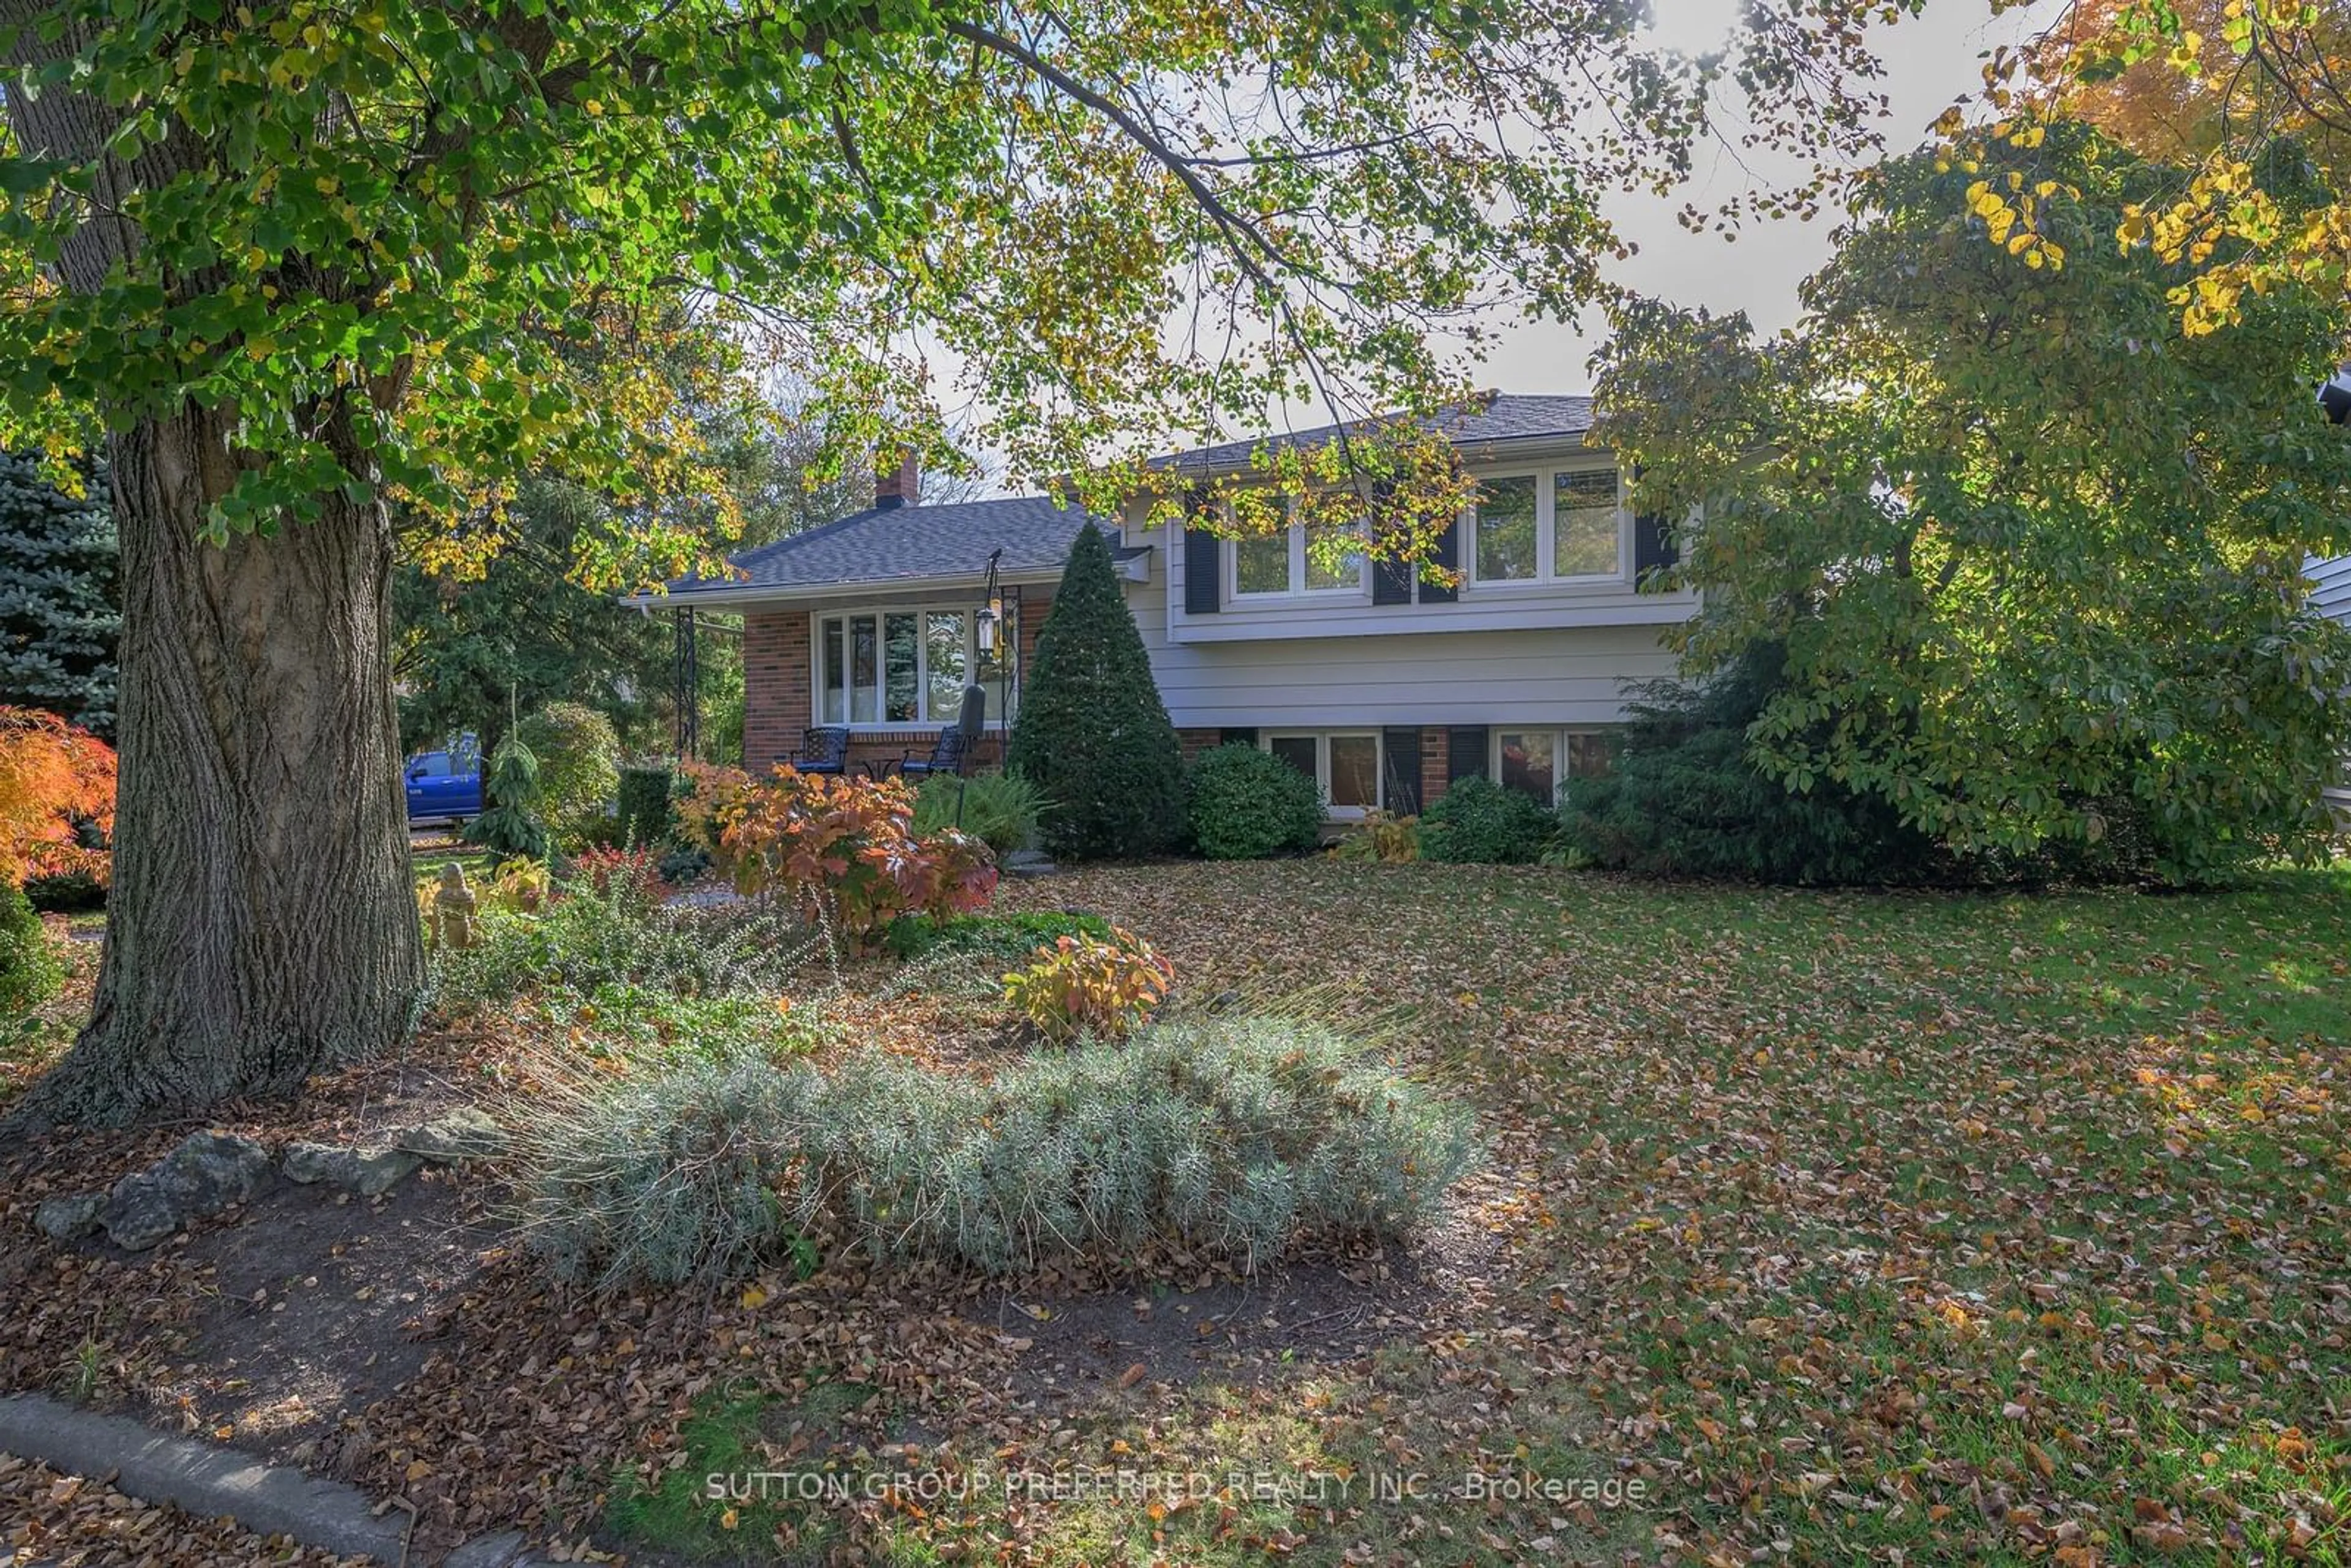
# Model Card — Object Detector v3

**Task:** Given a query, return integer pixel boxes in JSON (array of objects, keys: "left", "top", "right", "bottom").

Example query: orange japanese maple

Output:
[{"left": 0, "top": 707, "right": 114, "bottom": 887}]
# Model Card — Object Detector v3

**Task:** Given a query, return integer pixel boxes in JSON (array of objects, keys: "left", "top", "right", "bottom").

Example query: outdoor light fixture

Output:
[{"left": 977, "top": 548, "right": 1004, "bottom": 653}]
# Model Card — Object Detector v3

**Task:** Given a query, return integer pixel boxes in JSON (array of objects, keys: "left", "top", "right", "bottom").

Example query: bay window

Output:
[{"left": 816, "top": 606, "right": 1014, "bottom": 727}]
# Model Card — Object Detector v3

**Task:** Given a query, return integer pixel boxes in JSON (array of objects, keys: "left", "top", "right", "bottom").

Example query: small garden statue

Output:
[{"left": 430, "top": 860, "right": 480, "bottom": 951}]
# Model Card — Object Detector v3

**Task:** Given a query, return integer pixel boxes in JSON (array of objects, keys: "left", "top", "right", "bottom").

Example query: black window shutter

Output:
[
  {"left": 1421, "top": 517, "right": 1460, "bottom": 604},
  {"left": 1180, "top": 486, "right": 1220, "bottom": 615},
  {"left": 1368, "top": 481, "right": 1413, "bottom": 605},
  {"left": 1634, "top": 513, "right": 1679, "bottom": 579},
  {"left": 1382, "top": 727, "right": 1423, "bottom": 816},
  {"left": 1218, "top": 726, "right": 1258, "bottom": 748},
  {"left": 1182, "top": 524, "right": 1220, "bottom": 615},
  {"left": 1447, "top": 725, "right": 1488, "bottom": 783}
]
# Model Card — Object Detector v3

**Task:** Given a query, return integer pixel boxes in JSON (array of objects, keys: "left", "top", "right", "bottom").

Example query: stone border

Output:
[{"left": 0, "top": 1392, "right": 539, "bottom": 1566}]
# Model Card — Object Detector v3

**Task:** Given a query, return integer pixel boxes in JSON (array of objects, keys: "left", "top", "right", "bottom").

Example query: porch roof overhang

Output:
[
  {"left": 626, "top": 490, "right": 1138, "bottom": 613},
  {"left": 626, "top": 546, "right": 1150, "bottom": 613}
]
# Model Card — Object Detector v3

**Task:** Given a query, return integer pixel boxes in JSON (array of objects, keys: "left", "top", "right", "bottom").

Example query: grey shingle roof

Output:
[
  {"left": 663, "top": 391, "right": 1594, "bottom": 600},
  {"left": 1152, "top": 392, "right": 1595, "bottom": 475},
  {"left": 667, "top": 495, "right": 1111, "bottom": 598}
]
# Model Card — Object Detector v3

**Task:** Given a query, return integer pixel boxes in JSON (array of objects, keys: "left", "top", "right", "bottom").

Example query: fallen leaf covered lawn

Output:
[
  {"left": 977, "top": 861, "right": 2351, "bottom": 1566},
  {"left": 2, "top": 858, "right": 2345, "bottom": 1566}
]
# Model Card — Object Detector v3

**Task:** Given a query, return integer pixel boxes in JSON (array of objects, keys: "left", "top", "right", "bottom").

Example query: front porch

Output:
[{"left": 741, "top": 585, "right": 1051, "bottom": 777}]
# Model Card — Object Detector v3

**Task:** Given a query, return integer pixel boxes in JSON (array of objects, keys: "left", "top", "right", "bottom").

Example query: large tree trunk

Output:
[
  {"left": 2, "top": 6, "right": 426, "bottom": 1128},
  {"left": 15, "top": 407, "right": 425, "bottom": 1128}
]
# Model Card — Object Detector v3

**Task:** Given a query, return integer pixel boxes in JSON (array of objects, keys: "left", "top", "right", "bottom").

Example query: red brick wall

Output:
[
  {"left": 743, "top": 610, "right": 811, "bottom": 768},
  {"left": 1016, "top": 586, "right": 1046, "bottom": 676},
  {"left": 1419, "top": 724, "right": 1450, "bottom": 813},
  {"left": 741, "top": 592, "right": 1053, "bottom": 775}
]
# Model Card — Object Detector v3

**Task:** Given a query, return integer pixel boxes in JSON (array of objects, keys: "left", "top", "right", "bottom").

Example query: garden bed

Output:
[{"left": 2, "top": 857, "right": 2347, "bottom": 1566}]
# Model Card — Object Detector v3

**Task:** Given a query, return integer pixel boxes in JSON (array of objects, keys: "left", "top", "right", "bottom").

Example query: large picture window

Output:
[
  {"left": 817, "top": 607, "right": 1011, "bottom": 727},
  {"left": 1468, "top": 464, "right": 1627, "bottom": 587}
]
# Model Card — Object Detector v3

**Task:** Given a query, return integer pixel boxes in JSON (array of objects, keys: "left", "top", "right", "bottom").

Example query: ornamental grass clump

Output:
[
  {"left": 429, "top": 866, "right": 815, "bottom": 1007},
  {"left": 510, "top": 1048, "right": 817, "bottom": 1292},
  {"left": 510, "top": 1014, "right": 1476, "bottom": 1287}
]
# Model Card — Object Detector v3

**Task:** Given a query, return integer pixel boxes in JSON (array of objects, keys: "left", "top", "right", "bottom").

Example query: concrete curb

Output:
[{"left": 0, "top": 1394, "right": 541, "bottom": 1566}]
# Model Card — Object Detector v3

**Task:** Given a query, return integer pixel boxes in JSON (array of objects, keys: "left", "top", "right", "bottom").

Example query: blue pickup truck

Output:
[{"left": 404, "top": 735, "right": 482, "bottom": 823}]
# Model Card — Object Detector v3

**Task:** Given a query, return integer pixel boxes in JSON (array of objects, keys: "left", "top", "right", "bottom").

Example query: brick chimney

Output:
[{"left": 875, "top": 450, "right": 920, "bottom": 509}]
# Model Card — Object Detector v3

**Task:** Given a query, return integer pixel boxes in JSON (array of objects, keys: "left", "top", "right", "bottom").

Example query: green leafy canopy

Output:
[
  {"left": 1595, "top": 121, "right": 2351, "bottom": 884},
  {"left": 1, "top": 0, "right": 1938, "bottom": 579}
]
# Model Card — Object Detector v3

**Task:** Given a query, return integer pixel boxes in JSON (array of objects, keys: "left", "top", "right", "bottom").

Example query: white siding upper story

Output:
[
  {"left": 2314, "top": 556, "right": 2351, "bottom": 814},
  {"left": 1121, "top": 560, "right": 1681, "bottom": 729},
  {"left": 1131, "top": 440, "right": 1698, "bottom": 647},
  {"left": 2312, "top": 554, "right": 2351, "bottom": 628},
  {"left": 1116, "top": 441, "right": 1695, "bottom": 729}
]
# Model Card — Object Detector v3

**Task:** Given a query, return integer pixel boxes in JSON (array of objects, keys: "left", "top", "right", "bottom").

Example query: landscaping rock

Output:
[
  {"left": 394, "top": 1105, "right": 507, "bottom": 1163},
  {"left": 1003, "top": 849, "right": 1059, "bottom": 879},
  {"left": 34, "top": 1193, "right": 104, "bottom": 1242},
  {"left": 99, "top": 1131, "right": 270, "bottom": 1251},
  {"left": 280, "top": 1142, "right": 422, "bottom": 1198}
]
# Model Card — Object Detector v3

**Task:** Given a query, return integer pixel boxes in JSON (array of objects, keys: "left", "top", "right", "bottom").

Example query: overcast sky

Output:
[
  {"left": 1482, "top": 0, "right": 2063, "bottom": 394},
  {"left": 922, "top": 0, "right": 2068, "bottom": 489}
]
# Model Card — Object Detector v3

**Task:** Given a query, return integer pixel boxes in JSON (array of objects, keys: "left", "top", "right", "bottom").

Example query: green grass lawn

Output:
[{"left": 939, "top": 860, "right": 2351, "bottom": 1567}]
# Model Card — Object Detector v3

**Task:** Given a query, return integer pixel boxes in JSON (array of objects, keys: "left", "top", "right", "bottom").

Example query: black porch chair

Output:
[
  {"left": 899, "top": 724, "right": 972, "bottom": 781},
  {"left": 781, "top": 726, "right": 849, "bottom": 776}
]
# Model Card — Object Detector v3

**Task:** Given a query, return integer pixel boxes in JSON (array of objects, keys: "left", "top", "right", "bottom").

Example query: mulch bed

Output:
[{"left": 0, "top": 878, "right": 1530, "bottom": 1564}]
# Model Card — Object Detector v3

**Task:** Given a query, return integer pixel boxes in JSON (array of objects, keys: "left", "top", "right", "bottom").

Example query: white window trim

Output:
[
  {"left": 811, "top": 606, "right": 1007, "bottom": 732},
  {"left": 1490, "top": 727, "right": 1616, "bottom": 807},
  {"left": 1225, "top": 505, "right": 1370, "bottom": 603},
  {"left": 1465, "top": 462, "right": 1632, "bottom": 591},
  {"left": 1263, "top": 730, "right": 1382, "bottom": 819}
]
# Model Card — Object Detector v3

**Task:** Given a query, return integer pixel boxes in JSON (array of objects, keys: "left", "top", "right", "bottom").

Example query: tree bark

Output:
[
  {"left": 13, "top": 407, "right": 425, "bottom": 1128},
  {"left": 2, "top": 4, "right": 426, "bottom": 1128}
]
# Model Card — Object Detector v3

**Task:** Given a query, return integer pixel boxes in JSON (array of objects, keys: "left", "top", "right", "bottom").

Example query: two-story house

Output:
[{"left": 656, "top": 393, "right": 1696, "bottom": 818}]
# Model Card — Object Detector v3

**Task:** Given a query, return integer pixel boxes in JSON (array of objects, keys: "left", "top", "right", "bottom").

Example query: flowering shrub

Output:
[
  {"left": 0, "top": 707, "right": 114, "bottom": 887},
  {"left": 679, "top": 764, "right": 998, "bottom": 949},
  {"left": 1000, "top": 926, "right": 1172, "bottom": 1043}
]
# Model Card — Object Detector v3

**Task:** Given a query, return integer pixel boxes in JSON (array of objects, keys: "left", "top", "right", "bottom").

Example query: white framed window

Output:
[
  {"left": 814, "top": 606, "right": 1014, "bottom": 728},
  {"left": 1474, "top": 476, "right": 1540, "bottom": 582},
  {"left": 1264, "top": 730, "right": 1382, "bottom": 818},
  {"left": 1467, "top": 463, "right": 1628, "bottom": 587},
  {"left": 1493, "top": 728, "right": 1619, "bottom": 805},
  {"left": 1234, "top": 532, "right": 1290, "bottom": 597},
  {"left": 1228, "top": 508, "right": 1368, "bottom": 598},
  {"left": 1553, "top": 470, "right": 1623, "bottom": 579}
]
